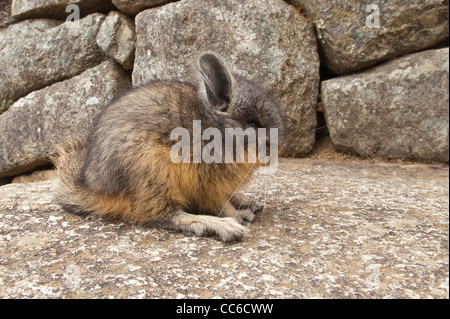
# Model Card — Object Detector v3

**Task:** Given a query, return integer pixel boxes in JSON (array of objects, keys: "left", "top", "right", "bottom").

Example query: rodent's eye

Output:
[{"left": 249, "top": 120, "right": 261, "bottom": 128}]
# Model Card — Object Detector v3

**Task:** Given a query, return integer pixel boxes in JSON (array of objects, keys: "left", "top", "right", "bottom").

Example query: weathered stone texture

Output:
[
  {"left": 97, "top": 11, "right": 136, "bottom": 69},
  {"left": 0, "top": 0, "right": 15, "bottom": 29},
  {"left": 112, "top": 0, "right": 175, "bottom": 15},
  {"left": 133, "top": 0, "right": 320, "bottom": 156},
  {"left": 322, "top": 48, "right": 449, "bottom": 163},
  {"left": 288, "top": 0, "right": 449, "bottom": 74},
  {"left": 0, "top": 159, "right": 448, "bottom": 298},
  {"left": 0, "top": 60, "right": 132, "bottom": 177},
  {"left": 11, "top": 0, "right": 115, "bottom": 20},
  {"left": 0, "top": 13, "right": 106, "bottom": 103}
]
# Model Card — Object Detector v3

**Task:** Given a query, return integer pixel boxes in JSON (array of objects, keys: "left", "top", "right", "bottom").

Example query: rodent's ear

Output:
[{"left": 196, "top": 52, "right": 235, "bottom": 112}]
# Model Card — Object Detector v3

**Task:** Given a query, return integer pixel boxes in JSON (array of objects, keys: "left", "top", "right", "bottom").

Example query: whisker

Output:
[
  {"left": 312, "top": 125, "right": 328, "bottom": 132},
  {"left": 261, "top": 174, "right": 267, "bottom": 228},
  {"left": 218, "top": 162, "right": 257, "bottom": 217},
  {"left": 234, "top": 171, "right": 259, "bottom": 211}
]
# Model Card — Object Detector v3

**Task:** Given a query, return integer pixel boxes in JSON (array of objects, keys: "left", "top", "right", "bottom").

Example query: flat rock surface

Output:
[{"left": 0, "top": 159, "right": 448, "bottom": 298}]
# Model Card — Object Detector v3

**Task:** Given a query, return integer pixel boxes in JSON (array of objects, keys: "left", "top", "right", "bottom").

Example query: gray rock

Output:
[
  {"left": 322, "top": 48, "right": 449, "bottom": 163},
  {"left": 0, "top": 13, "right": 106, "bottom": 103},
  {"left": 133, "top": 0, "right": 320, "bottom": 156},
  {"left": 288, "top": 0, "right": 449, "bottom": 74},
  {"left": 0, "top": 60, "right": 131, "bottom": 178},
  {"left": 0, "top": 0, "right": 15, "bottom": 30},
  {"left": 12, "top": 170, "right": 57, "bottom": 184},
  {"left": 11, "top": 0, "right": 115, "bottom": 20},
  {"left": 112, "top": 0, "right": 176, "bottom": 15},
  {"left": 0, "top": 159, "right": 448, "bottom": 298},
  {"left": 97, "top": 11, "right": 136, "bottom": 70}
]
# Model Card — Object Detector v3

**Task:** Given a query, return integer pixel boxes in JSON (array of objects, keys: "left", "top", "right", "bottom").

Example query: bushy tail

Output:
[
  {"left": 50, "top": 137, "right": 90, "bottom": 215},
  {"left": 51, "top": 137, "right": 134, "bottom": 220}
]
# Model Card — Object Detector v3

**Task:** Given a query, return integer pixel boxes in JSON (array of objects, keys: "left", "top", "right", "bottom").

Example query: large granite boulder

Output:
[
  {"left": 0, "top": 13, "right": 107, "bottom": 103},
  {"left": 287, "top": 0, "right": 449, "bottom": 74},
  {"left": 322, "top": 48, "right": 449, "bottom": 163},
  {"left": 0, "top": 60, "right": 132, "bottom": 178}
]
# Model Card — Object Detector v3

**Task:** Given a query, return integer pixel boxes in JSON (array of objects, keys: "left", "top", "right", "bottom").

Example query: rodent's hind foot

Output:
[{"left": 161, "top": 210, "right": 248, "bottom": 242}]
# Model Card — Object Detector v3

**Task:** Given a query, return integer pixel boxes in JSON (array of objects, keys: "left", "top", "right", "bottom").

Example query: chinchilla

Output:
[{"left": 52, "top": 52, "right": 285, "bottom": 242}]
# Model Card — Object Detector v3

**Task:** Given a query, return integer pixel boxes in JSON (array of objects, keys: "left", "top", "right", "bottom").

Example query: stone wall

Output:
[{"left": 0, "top": 0, "right": 449, "bottom": 178}]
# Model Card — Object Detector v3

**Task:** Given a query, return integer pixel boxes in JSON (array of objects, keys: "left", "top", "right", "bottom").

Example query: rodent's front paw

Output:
[
  {"left": 213, "top": 217, "right": 248, "bottom": 242},
  {"left": 235, "top": 209, "right": 256, "bottom": 223},
  {"left": 250, "top": 201, "right": 264, "bottom": 214},
  {"left": 166, "top": 211, "right": 247, "bottom": 242}
]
